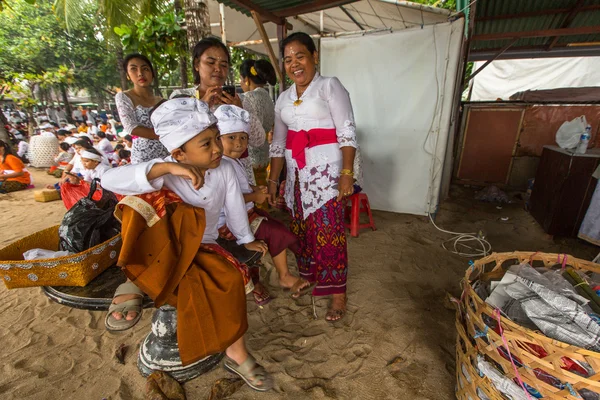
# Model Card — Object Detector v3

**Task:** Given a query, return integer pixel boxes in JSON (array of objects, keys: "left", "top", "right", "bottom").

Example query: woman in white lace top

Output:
[
  {"left": 170, "top": 37, "right": 265, "bottom": 185},
  {"left": 239, "top": 59, "right": 276, "bottom": 184},
  {"left": 268, "top": 32, "right": 362, "bottom": 322},
  {"left": 115, "top": 54, "right": 169, "bottom": 164}
]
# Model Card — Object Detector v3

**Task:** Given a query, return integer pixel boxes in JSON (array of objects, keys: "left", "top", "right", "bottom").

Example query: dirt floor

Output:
[{"left": 0, "top": 169, "right": 597, "bottom": 400}]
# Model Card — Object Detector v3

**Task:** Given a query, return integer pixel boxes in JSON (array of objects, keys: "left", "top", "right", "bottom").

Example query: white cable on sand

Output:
[{"left": 428, "top": 213, "right": 492, "bottom": 258}]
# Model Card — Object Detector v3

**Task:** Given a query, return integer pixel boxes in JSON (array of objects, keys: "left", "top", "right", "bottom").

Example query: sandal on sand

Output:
[
  {"left": 326, "top": 295, "right": 347, "bottom": 322},
  {"left": 105, "top": 281, "right": 144, "bottom": 332},
  {"left": 252, "top": 283, "right": 272, "bottom": 306},
  {"left": 286, "top": 278, "right": 317, "bottom": 299},
  {"left": 223, "top": 354, "right": 273, "bottom": 392}
]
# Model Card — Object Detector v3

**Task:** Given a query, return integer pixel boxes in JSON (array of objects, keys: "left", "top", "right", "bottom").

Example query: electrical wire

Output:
[{"left": 428, "top": 213, "right": 492, "bottom": 257}]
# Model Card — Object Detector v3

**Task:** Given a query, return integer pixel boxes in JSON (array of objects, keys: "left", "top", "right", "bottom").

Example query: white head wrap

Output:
[
  {"left": 80, "top": 150, "right": 102, "bottom": 161},
  {"left": 214, "top": 105, "right": 250, "bottom": 136},
  {"left": 151, "top": 98, "right": 217, "bottom": 152}
]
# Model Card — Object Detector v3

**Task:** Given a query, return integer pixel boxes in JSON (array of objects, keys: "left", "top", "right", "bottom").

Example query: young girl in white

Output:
[{"left": 215, "top": 105, "right": 315, "bottom": 305}]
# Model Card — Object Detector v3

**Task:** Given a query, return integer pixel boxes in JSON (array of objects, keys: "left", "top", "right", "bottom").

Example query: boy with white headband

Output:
[
  {"left": 80, "top": 148, "right": 111, "bottom": 182},
  {"left": 214, "top": 105, "right": 315, "bottom": 305},
  {"left": 101, "top": 98, "right": 273, "bottom": 392}
]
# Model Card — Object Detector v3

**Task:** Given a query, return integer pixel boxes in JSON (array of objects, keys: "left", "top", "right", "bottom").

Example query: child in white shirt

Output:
[
  {"left": 215, "top": 105, "right": 315, "bottom": 305},
  {"left": 79, "top": 148, "right": 111, "bottom": 182}
]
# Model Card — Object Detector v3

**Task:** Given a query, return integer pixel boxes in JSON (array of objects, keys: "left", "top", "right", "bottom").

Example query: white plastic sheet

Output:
[
  {"left": 471, "top": 57, "right": 600, "bottom": 101},
  {"left": 320, "top": 19, "right": 464, "bottom": 215}
]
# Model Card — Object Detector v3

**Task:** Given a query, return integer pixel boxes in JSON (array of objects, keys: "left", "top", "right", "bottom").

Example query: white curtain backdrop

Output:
[
  {"left": 320, "top": 19, "right": 464, "bottom": 215},
  {"left": 471, "top": 57, "right": 600, "bottom": 101}
]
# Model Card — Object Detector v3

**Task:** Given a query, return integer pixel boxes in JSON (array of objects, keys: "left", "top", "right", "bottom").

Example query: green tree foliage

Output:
[
  {"left": 0, "top": 0, "right": 119, "bottom": 105},
  {"left": 114, "top": 11, "right": 187, "bottom": 89}
]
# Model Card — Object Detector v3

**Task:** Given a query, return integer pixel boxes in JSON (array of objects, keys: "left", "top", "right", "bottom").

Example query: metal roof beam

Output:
[
  {"left": 472, "top": 26, "right": 600, "bottom": 41},
  {"left": 469, "top": 45, "right": 600, "bottom": 61},
  {"left": 273, "top": 0, "right": 359, "bottom": 18},
  {"left": 475, "top": 5, "right": 600, "bottom": 22},
  {"left": 546, "top": 0, "right": 586, "bottom": 51},
  {"left": 339, "top": 5, "right": 364, "bottom": 30},
  {"left": 222, "top": 0, "right": 292, "bottom": 28}
]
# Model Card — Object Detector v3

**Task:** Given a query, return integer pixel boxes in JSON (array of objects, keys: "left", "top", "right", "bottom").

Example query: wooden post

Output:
[
  {"left": 277, "top": 22, "right": 288, "bottom": 91},
  {"left": 219, "top": 3, "right": 227, "bottom": 44},
  {"left": 251, "top": 10, "right": 284, "bottom": 85}
]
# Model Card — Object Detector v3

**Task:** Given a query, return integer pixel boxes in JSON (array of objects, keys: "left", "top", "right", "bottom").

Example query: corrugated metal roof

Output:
[
  {"left": 218, "top": 0, "right": 359, "bottom": 19},
  {"left": 466, "top": 0, "right": 600, "bottom": 60}
]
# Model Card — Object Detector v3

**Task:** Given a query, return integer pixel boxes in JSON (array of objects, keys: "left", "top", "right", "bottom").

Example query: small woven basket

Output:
[
  {"left": 0, "top": 225, "right": 121, "bottom": 289},
  {"left": 456, "top": 251, "right": 600, "bottom": 400}
]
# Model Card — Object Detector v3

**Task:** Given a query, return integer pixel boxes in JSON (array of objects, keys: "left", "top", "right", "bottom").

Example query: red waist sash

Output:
[{"left": 286, "top": 128, "right": 337, "bottom": 169}]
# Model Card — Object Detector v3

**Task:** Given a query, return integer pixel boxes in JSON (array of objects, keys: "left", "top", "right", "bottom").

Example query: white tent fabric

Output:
[
  {"left": 470, "top": 57, "right": 600, "bottom": 101},
  {"left": 208, "top": 0, "right": 450, "bottom": 55},
  {"left": 320, "top": 18, "right": 464, "bottom": 215}
]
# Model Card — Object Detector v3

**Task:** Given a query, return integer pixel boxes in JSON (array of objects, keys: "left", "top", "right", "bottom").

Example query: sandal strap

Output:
[
  {"left": 108, "top": 298, "right": 142, "bottom": 315},
  {"left": 114, "top": 281, "right": 144, "bottom": 297},
  {"left": 236, "top": 355, "right": 268, "bottom": 382}
]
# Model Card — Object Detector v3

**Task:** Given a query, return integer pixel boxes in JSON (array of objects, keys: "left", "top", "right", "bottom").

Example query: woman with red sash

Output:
[{"left": 267, "top": 32, "right": 362, "bottom": 322}]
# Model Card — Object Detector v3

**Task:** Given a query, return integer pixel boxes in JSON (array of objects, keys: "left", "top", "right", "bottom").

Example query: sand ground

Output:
[{"left": 0, "top": 169, "right": 597, "bottom": 400}]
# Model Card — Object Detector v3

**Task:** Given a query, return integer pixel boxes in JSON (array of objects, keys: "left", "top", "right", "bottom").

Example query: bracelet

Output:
[
  {"left": 340, "top": 169, "right": 354, "bottom": 177},
  {"left": 267, "top": 179, "right": 279, "bottom": 185}
]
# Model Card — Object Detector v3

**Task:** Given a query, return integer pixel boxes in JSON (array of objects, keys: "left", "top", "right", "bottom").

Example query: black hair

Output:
[
  {"left": 97, "top": 131, "right": 106, "bottom": 139},
  {"left": 59, "top": 142, "right": 71, "bottom": 151},
  {"left": 123, "top": 53, "right": 156, "bottom": 80},
  {"left": 57, "top": 129, "right": 70, "bottom": 136},
  {"left": 192, "top": 37, "right": 231, "bottom": 85},
  {"left": 280, "top": 32, "right": 317, "bottom": 55},
  {"left": 118, "top": 149, "right": 131, "bottom": 159},
  {"left": 0, "top": 139, "right": 14, "bottom": 163},
  {"left": 123, "top": 135, "right": 133, "bottom": 143},
  {"left": 114, "top": 143, "right": 125, "bottom": 151},
  {"left": 240, "top": 59, "right": 276, "bottom": 86},
  {"left": 73, "top": 138, "right": 94, "bottom": 149}
]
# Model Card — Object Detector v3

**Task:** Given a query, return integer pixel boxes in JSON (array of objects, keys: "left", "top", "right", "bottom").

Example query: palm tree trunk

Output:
[
  {"left": 0, "top": 111, "right": 9, "bottom": 143},
  {"left": 116, "top": 45, "right": 128, "bottom": 91},
  {"left": 175, "top": 0, "right": 189, "bottom": 88},
  {"left": 184, "top": 0, "right": 210, "bottom": 52}
]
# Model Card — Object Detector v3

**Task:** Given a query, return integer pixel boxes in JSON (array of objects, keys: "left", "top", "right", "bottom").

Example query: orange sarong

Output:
[{"left": 115, "top": 190, "right": 250, "bottom": 365}]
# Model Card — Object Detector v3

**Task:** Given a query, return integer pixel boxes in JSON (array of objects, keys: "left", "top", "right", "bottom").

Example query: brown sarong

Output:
[{"left": 116, "top": 193, "right": 248, "bottom": 366}]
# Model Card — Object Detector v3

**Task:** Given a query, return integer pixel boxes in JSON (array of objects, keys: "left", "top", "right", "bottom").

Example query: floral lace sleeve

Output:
[
  {"left": 247, "top": 111, "right": 266, "bottom": 148},
  {"left": 270, "top": 100, "right": 287, "bottom": 158},
  {"left": 327, "top": 77, "right": 358, "bottom": 149},
  {"left": 115, "top": 92, "right": 142, "bottom": 136}
]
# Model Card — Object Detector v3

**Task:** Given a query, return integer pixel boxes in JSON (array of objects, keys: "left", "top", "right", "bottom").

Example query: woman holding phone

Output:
[{"left": 170, "top": 37, "right": 265, "bottom": 184}]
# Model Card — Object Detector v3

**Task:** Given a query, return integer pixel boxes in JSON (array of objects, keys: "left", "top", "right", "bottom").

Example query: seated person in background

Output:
[
  {"left": 122, "top": 134, "right": 133, "bottom": 151},
  {"left": 95, "top": 131, "right": 114, "bottom": 159},
  {"left": 78, "top": 122, "right": 88, "bottom": 133},
  {"left": 117, "top": 149, "right": 131, "bottom": 166},
  {"left": 101, "top": 97, "right": 273, "bottom": 392},
  {"left": 57, "top": 129, "right": 79, "bottom": 145},
  {"left": 55, "top": 142, "right": 73, "bottom": 166},
  {"left": 16, "top": 139, "right": 29, "bottom": 163},
  {"left": 0, "top": 139, "right": 31, "bottom": 193},
  {"left": 215, "top": 105, "right": 314, "bottom": 305},
  {"left": 80, "top": 148, "right": 111, "bottom": 182},
  {"left": 86, "top": 121, "right": 99, "bottom": 137},
  {"left": 99, "top": 122, "right": 109, "bottom": 133}
]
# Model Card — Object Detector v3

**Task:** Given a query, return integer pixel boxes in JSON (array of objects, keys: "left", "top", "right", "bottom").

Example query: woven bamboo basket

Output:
[
  {"left": 0, "top": 225, "right": 121, "bottom": 289},
  {"left": 456, "top": 251, "right": 600, "bottom": 400}
]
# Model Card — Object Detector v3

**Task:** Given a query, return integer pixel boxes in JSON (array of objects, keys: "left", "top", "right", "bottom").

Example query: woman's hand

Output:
[
  {"left": 200, "top": 86, "right": 222, "bottom": 107},
  {"left": 244, "top": 240, "right": 268, "bottom": 256},
  {"left": 220, "top": 91, "right": 243, "bottom": 108},
  {"left": 337, "top": 174, "right": 354, "bottom": 201},
  {"left": 267, "top": 181, "right": 279, "bottom": 206}
]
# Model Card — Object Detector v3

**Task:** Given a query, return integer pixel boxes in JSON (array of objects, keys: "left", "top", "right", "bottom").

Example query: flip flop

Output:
[
  {"left": 105, "top": 281, "right": 144, "bottom": 332},
  {"left": 223, "top": 354, "right": 273, "bottom": 392},
  {"left": 252, "top": 283, "right": 272, "bottom": 306},
  {"left": 286, "top": 278, "right": 317, "bottom": 299}
]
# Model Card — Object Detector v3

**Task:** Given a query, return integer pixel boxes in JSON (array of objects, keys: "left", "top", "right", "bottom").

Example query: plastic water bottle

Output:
[{"left": 576, "top": 125, "right": 592, "bottom": 154}]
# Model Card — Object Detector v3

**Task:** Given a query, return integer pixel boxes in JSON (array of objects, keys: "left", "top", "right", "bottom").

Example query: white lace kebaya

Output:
[{"left": 270, "top": 72, "right": 362, "bottom": 218}]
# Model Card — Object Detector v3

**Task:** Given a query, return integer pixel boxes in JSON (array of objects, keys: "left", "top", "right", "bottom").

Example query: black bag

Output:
[{"left": 59, "top": 178, "right": 121, "bottom": 253}]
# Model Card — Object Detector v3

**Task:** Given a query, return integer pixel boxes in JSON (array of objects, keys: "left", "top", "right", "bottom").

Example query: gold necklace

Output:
[{"left": 294, "top": 88, "right": 306, "bottom": 106}]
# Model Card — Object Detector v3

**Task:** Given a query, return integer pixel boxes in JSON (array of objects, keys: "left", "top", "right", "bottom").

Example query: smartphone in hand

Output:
[{"left": 222, "top": 85, "right": 236, "bottom": 97}]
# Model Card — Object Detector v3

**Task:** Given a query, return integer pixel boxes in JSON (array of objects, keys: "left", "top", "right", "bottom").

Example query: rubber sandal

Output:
[
  {"left": 325, "top": 308, "right": 346, "bottom": 322},
  {"left": 252, "top": 283, "right": 272, "bottom": 306},
  {"left": 286, "top": 278, "right": 317, "bottom": 299},
  {"left": 223, "top": 354, "right": 273, "bottom": 392},
  {"left": 105, "top": 281, "right": 144, "bottom": 332}
]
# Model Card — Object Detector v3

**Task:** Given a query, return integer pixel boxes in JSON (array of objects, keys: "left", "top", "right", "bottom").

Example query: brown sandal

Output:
[
  {"left": 287, "top": 278, "right": 317, "bottom": 299},
  {"left": 326, "top": 295, "right": 347, "bottom": 322}
]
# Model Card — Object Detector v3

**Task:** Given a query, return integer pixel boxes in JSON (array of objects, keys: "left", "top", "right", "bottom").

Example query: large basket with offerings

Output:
[
  {"left": 0, "top": 225, "right": 121, "bottom": 289},
  {"left": 456, "top": 251, "right": 600, "bottom": 400}
]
